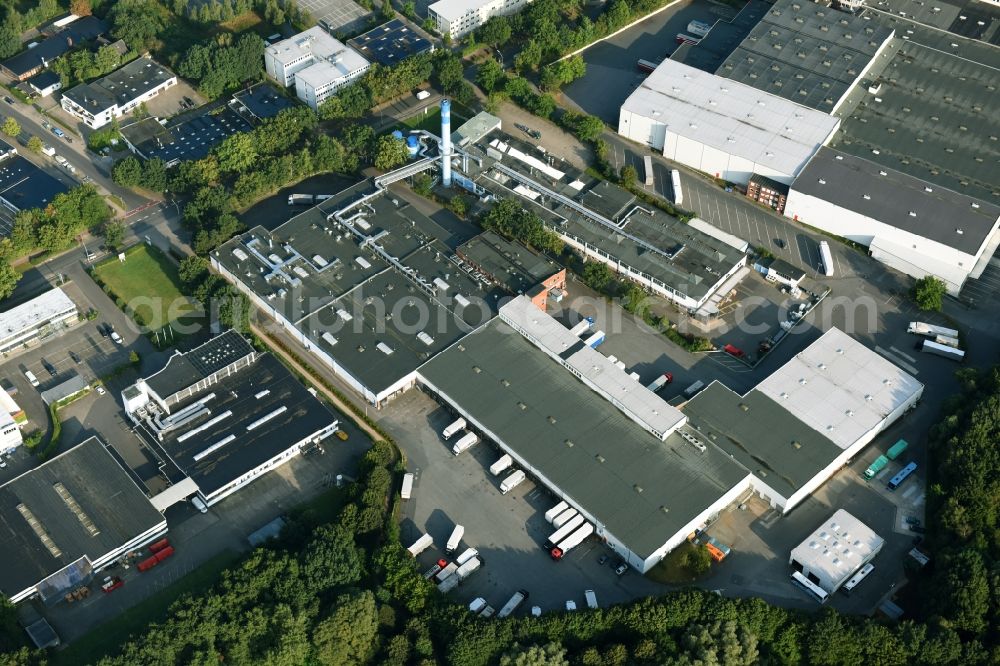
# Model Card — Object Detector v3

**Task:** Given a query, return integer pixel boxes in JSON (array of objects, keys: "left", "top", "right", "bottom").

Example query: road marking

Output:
[
  {"left": 874, "top": 346, "right": 918, "bottom": 376},
  {"left": 888, "top": 346, "right": 916, "bottom": 363},
  {"left": 900, "top": 485, "right": 917, "bottom": 500}
]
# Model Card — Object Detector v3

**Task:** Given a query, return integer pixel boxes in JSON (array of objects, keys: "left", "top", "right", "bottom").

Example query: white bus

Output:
[
  {"left": 791, "top": 571, "right": 829, "bottom": 603},
  {"left": 841, "top": 563, "right": 874, "bottom": 596}
]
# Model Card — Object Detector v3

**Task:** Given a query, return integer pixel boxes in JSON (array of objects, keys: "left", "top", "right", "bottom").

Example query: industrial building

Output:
[
  {"left": 618, "top": 58, "right": 841, "bottom": 185},
  {"left": 0, "top": 288, "right": 79, "bottom": 355},
  {"left": 455, "top": 231, "right": 566, "bottom": 308},
  {"left": 212, "top": 183, "right": 499, "bottom": 407},
  {"left": 417, "top": 298, "right": 923, "bottom": 571},
  {"left": 231, "top": 82, "right": 296, "bottom": 121},
  {"left": 61, "top": 57, "right": 177, "bottom": 129},
  {"left": 348, "top": 19, "right": 434, "bottom": 67},
  {"left": 0, "top": 155, "right": 70, "bottom": 213},
  {"left": 428, "top": 0, "right": 532, "bottom": 39},
  {"left": 785, "top": 148, "right": 1000, "bottom": 295},
  {"left": 0, "top": 437, "right": 166, "bottom": 604},
  {"left": 264, "top": 26, "right": 370, "bottom": 110},
  {"left": 789, "top": 510, "right": 883, "bottom": 595},
  {"left": 123, "top": 331, "right": 342, "bottom": 508},
  {"left": 119, "top": 106, "right": 251, "bottom": 166}
]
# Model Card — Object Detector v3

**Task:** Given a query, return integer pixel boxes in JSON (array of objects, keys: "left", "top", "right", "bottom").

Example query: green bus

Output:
[{"left": 887, "top": 439, "right": 909, "bottom": 460}]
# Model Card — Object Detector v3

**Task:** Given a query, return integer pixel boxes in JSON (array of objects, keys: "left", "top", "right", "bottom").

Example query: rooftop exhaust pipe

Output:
[{"left": 440, "top": 98, "right": 452, "bottom": 187}]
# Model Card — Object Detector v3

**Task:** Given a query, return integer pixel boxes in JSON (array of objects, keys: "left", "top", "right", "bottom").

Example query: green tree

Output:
[
  {"left": 435, "top": 53, "right": 465, "bottom": 94},
  {"left": 560, "top": 111, "right": 603, "bottom": 142},
  {"left": 677, "top": 621, "right": 759, "bottom": 666},
  {"left": 374, "top": 135, "right": 408, "bottom": 171},
  {"left": 112, "top": 156, "right": 144, "bottom": 187},
  {"left": 102, "top": 220, "right": 126, "bottom": 250},
  {"left": 937, "top": 549, "right": 990, "bottom": 634},
  {"left": 1, "top": 117, "right": 19, "bottom": 137},
  {"left": 215, "top": 132, "right": 259, "bottom": 174},
  {"left": 0, "top": 262, "right": 20, "bottom": 301},
  {"left": 619, "top": 164, "right": 638, "bottom": 190},
  {"left": 478, "top": 16, "right": 512, "bottom": 47},
  {"left": 514, "top": 40, "right": 542, "bottom": 73},
  {"left": 448, "top": 195, "right": 468, "bottom": 218},
  {"left": 0, "top": 12, "right": 22, "bottom": 60},
  {"left": 476, "top": 57, "right": 506, "bottom": 93},
  {"left": 27, "top": 136, "right": 43, "bottom": 153},
  {"left": 109, "top": 0, "right": 171, "bottom": 50},
  {"left": 912, "top": 275, "right": 946, "bottom": 311},
  {"left": 412, "top": 173, "right": 433, "bottom": 197},
  {"left": 313, "top": 590, "right": 378, "bottom": 665},
  {"left": 380, "top": 0, "right": 395, "bottom": 21},
  {"left": 500, "top": 642, "right": 568, "bottom": 666},
  {"left": 582, "top": 261, "right": 613, "bottom": 292}
]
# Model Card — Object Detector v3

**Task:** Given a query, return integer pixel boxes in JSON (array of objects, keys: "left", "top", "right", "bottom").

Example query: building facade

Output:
[
  {"left": 264, "top": 27, "right": 370, "bottom": 110},
  {"left": 0, "top": 288, "right": 78, "bottom": 355},
  {"left": 428, "top": 0, "right": 532, "bottom": 38},
  {"left": 60, "top": 57, "right": 177, "bottom": 129}
]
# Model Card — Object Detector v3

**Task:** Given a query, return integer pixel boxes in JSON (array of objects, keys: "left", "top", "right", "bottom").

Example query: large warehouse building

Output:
[
  {"left": 0, "top": 437, "right": 166, "bottom": 604},
  {"left": 417, "top": 297, "right": 923, "bottom": 571}
]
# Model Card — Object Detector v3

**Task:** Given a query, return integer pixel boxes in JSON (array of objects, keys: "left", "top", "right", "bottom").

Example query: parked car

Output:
[
  {"left": 723, "top": 344, "right": 745, "bottom": 358},
  {"left": 51, "top": 127, "right": 65, "bottom": 138},
  {"left": 95, "top": 386, "right": 106, "bottom": 396},
  {"left": 597, "top": 554, "right": 608, "bottom": 565},
  {"left": 110, "top": 330, "right": 123, "bottom": 344},
  {"left": 98, "top": 324, "right": 110, "bottom": 338},
  {"left": 3, "top": 96, "right": 14, "bottom": 105},
  {"left": 615, "top": 563, "right": 628, "bottom": 576},
  {"left": 565, "top": 600, "right": 577, "bottom": 611}
]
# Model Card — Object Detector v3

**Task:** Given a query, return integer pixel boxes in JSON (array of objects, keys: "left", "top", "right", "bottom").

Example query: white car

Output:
[
  {"left": 531, "top": 606, "right": 542, "bottom": 617},
  {"left": 110, "top": 331, "right": 123, "bottom": 344},
  {"left": 95, "top": 386, "right": 106, "bottom": 395},
  {"left": 565, "top": 600, "right": 577, "bottom": 612}
]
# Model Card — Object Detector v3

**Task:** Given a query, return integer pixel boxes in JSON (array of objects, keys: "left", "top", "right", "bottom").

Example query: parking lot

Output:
[{"left": 378, "top": 389, "right": 665, "bottom": 615}]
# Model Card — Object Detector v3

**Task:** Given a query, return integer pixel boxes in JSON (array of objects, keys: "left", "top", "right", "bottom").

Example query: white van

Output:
[
  {"left": 191, "top": 496, "right": 209, "bottom": 513},
  {"left": 24, "top": 370, "right": 39, "bottom": 387}
]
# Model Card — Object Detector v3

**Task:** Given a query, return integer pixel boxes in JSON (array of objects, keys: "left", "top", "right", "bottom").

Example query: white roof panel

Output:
[
  {"left": 790, "top": 509, "right": 883, "bottom": 592},
  {"left": 0, "top": 288, "right": 76, "bottom": 342},
  {"left": 621, "top": 60, "right": 840, "bottom": 178}
]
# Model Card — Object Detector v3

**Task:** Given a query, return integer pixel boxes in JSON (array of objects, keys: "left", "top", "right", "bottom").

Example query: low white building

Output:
[
  {"left": 264, "top": 26, "right": 370, "bottom": 110},
  {"left": 60, "top": 58, "right": 177, "bottom": 129},
  {"left": 0, "top": 287, "right": 78, "bottom": 355},
  {"left": 428, "top": 0, "right": 532, "bottom": 39},
  {"left": 618, "top": 59, "right": 840, "bottom": 185},
  {"left": 785, "top": 148, "right": 1000, "bottom": 296},
  {"left": 789, "top": 510, "right": 884, "bottom": 594},
  {"left": 0, "top": 410, "right": 22, "bottom": 455}
]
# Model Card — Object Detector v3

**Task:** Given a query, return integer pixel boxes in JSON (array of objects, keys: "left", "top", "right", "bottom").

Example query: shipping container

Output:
[
  {"left": 544, "top": 515, "right": 585, "bottom": 550},
  {"left": 544, "top": 501, "right": 569, "bottom": 523},
  {"left": 863, "top": 455, "right": 889, "bottom": 479},
  {"left": 886, "top": 439, "right": 908, "bottom": 461},
  {"left": 137, "top": 556, "right": 158, "bottom": 572},
  {"left": 489, "top": 453, "right": 513, "bottom": 476},
  {"left": 154, "top": 545, "right": 175, "bottom": 562}
]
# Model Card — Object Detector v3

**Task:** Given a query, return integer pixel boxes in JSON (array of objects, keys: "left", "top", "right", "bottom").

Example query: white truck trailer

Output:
[
  {"left": 500, "top": 470, "right": 526, "bottom": 494},
  {"left": 584, "top": 589, "right": 598, "bottom": 609},
  {"left": 643, "top": 154, "right": 654, "bottom": 186},
  {"left": 456, "top": 547, "right": 479, "bottom": 566},
  {"left": 442, "top": 417, "right": 467, "bottom": 440},
  {"left": 544, "top": 501, "right": 569, "bottom": 523},
  {"left": 646, "top": 373, "right": 670, "bottom": 392},
  {"left": 438, "top": 572, "right": 461, "bottom": 593},
  {"left": 921, "top": 339, "right": 965, "bottom": 362},
  {"left": 452, "top": 432, "right": 479, "bottom": 455},
  {"left": 435, "top": 562, "right": 459, "bottom": 583},
  {"left": 819, "top": 241, "right": 834, "bottom": 277},
  {"left": 401, "top": 473, "right": 414, "bottom": 500},
  {"left": 551, "top": 522, "right": 595, "bottom": 559},
  {"left": 406, "top": 533, "right": 433, "bottom": 557},
  {"left": 552, "top": 508, "right": 578, "bottom": 529},
  {"left": 908, "top": 322, "right": 959, "bottom": 338},
  {"left": 446, "top": 525, "right": 465, "bottom": 554},
  {"left": 671, "top": 169, "right": 683, "bottom": 206},
  {"left": 686, "top": 19, "right": 712, "bottom": 37},
  {"left": 544, "top": 514, "right": 585, "bottom": 549},
  {"left": 497, "top": 590, "right": 529, "bottom": 618},
  {"left": 456, "top": 557, "right": 482, "bottom": 580},
  {"left": 489, "top": 453, "right": 513, "bottom": 476}
]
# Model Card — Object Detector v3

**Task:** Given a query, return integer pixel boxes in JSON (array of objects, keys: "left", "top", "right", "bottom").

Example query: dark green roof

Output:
[{"left": 419, "top": 319, "right": 749, "bottom": 559}]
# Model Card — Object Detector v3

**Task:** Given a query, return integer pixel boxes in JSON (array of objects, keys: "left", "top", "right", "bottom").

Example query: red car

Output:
[
  {"left": 723, "top": 344, "right": 745, "bottom": 358},
  {"left": 437, "top": 558, "right": 448, "bottom": 569},
  {"left": 101, "top": 576, "right": 124, "bottom": 593}
]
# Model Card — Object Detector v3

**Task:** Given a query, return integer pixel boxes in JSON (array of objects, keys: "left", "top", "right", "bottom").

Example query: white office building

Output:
[
  {"left": 60, "top": 58, "right": 177, "bottom": 129},
  {"left": 789, "top": 510, "right": 884, "bottom": 594},
  {"left": 428, "top": 0, "right": 532, "bottom": 39},
  {"left": 264, "top": 26, "right": 370, "bottom": 110},
  {"left": 0, "top": 288, "right": 78, "bottom": 355},
  {"left": 618, "top": 59, "right": 840, "bottom": 185}
]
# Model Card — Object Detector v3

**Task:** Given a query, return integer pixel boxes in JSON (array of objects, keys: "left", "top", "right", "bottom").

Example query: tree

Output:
[
  {"left": 412, "top": 173, "right": 432, "bottom": 197},
  {"left": 312, "top": 590, "right": 378, "bottom": 665},
  {"left": 677, "top": 621, "right": 759, "bottom": 666},
  {"left": 435, "top": 53, "right": 465, "bottom": 95},
  {"left": 102, "top": 220, "right": 126, "bottom": 251},
  {"left": 70, "top": 0, "right": 93, "bottom": 15},
  {"left": 380, "top": 0, "right": 395, "bottom": 21},
  {"left": 215, "top": 132, "right": 259, "bottom": 174},
  {"left": 500, "top": 642, "right": 569, "bottom": 666},
  {"left": 582, "top": 261, "right": 613, "bottom": 292},
  {"left": 374, "top": 135, "right": 408, "bottom": 171},
  {"left": 0, "top": 12, "right": 21, "bottom": 60},
  {"left": 27, "top": 136, "right": 43, "bottom": 153},
  {"left": 619, "top": 164, "right": 638, "bottom": 190},
  {"left": 514, "top": 40, "right": 542, "bottom": 73},
  {"left": 109, "top": 0, "right": 171, "bottom": 50},
  {"left": 1, "top": 117, "right": 19, "bottom": 138},
  {"left": 560, "top": 111, "right": 603, "bottom": 142},
  {"left": 937, "top": 549, "right": 990, "bottom": 634},
  {"left": 112, "top": 156, "right": 144, "bottom": 187},
  {"left": 0, "top": 262, "right": 20, "bottom": 301},
  {"left": 448, "top": 196, "right": 468, "bottom": 218},
  {"left": 912, "top": 276, "right": 946, "bottom": 311},
  {"left": 476, "top": 58, "right": 506, "bottom": 94},
  {"left": 478, "top": 16, "right": 512, "bottom": 47}
]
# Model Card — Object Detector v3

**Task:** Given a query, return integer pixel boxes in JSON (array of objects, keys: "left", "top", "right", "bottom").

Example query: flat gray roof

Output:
[
  {"left": 145, "top": 330, "right": 256, "bottom": 401},
  {"left": 419, "top": 317, "right": 749, "bottom": 559},
  {"left": 682, "top": 382, "right": 842, "bottom": 500},
  {"left": 63, "top": 57, "right": 174, "bottom": 112},
  {"left": 0, "top": 437, "right": 164, "bottom": 599},
  {"left": 793, "top": 148, "right": 1000, "bottom": 254},
  {"left": 717, "top": 0, "right": 893, "bottom": 112},
  {"left": 456, "top": 231, "right": 560, "bottom": 295},
  {"left": 867, "top": 0, "right": 1000, "bottom": 45},
  {"left": 673, "top": 0, "right": 772, "bottom": 73}
]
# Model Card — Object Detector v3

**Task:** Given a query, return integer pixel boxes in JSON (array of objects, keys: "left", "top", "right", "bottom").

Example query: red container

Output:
[
  {"left": 148, "top": 538, "right": 170, "bottom": 553},
  {"left": 723, "top": 344, "right": 745, "bottom": 358},
  {"left": 137, "top": 556, "right": 159, "bottom": 572},
  {"left": 154, "top": 545, "right": 175, "bottom": 562}
]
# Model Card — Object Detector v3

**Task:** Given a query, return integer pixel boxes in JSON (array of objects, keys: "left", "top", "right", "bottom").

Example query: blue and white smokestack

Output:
[{"left": 440, "top": 98, "right": 452, "bottom": 187}]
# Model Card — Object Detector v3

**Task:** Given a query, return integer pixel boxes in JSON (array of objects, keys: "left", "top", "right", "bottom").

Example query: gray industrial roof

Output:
[
  {"left": 348, "top": 19, "right": 434, "bottom": 67},
  {"left": 0, "top": 437, "right": 164, "bottom": 599},
  {"left": 793, "top": 148, "right": 1000, "bottom": 254},
  {"left": 717, "top": 0, "right": 893, "bottom": 112},
  {"left": 0, "top": 155, "right": 70, "bottom": 212},
  {"left": 145, "top": 330, "right": 256, "bottom": 401},
  {"left": 232, "top": 83, "right": 296, "bottom": 121},
  {"left": 673, "top": 0, "right": 771, "bottom": 73},
  {"left": 456, "top": 231, "right": 560, "bottom": 295},
  {"left": 142, "top": 353, "right": 339, "bottom": 496},
  {"left": 867, "top": 0, "right": 1000, "bottom": 45},
  {"left": 120, "top": 106, "right": 251, "bottom": 165},
  {"left": 419, "top": 317, "right": 749, "bottom": 559},
  {"left": 827, "top": 32, "right": 1000, "bottom": 206},
  {"left": 63, "top": 57, "right": 175, "bottom": 113},
  {"left": 682, "top": 382, "right": 843, "bottom": 500}
]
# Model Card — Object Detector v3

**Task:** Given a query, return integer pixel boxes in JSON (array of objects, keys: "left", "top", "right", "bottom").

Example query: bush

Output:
[{"left": 912, "top": 276, "right": 946, "bottom": 311}]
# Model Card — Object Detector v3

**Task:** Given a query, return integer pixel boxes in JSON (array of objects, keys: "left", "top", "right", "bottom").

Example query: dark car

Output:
[
  {"left": 3, "top": 96, "right": 13, "bottom": 105},
  {"left": 910, "top": 525, "right": 926, "bottom": 534},
  {"left": 774, "top": 238, "right": 786, "bottom": 249},
  {"left": 528, "top": 129, "right": 541, "bottom": 140},
  {"left": 69, "top": 351, "right": 81, "bottom": 364},
  {"left": 597, "top": 554, "right": 608, "bottom": 565},
  {"left": 99, "top": 323, "right": 110, "bottom": 338}
]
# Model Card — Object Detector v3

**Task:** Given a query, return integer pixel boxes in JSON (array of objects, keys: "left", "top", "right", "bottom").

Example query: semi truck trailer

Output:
[
  {"left": 819, "top": 241, "right": 834, "bottom": 277},
  {"left": 921, "top": 339, "right": 965, "bottom": 361},
  {"left": 551, "top": 522, "right": 594, "bottom": 559},
  {"left": 567, "top": 317, "right": 594, "bottom": 337},
  {"left": 544, "top": 501, "right": 569, "bottom": 523},
  {"left": 489, "top": 453, "right": 513, "bottom": 476},
  {"left": 401, "top": 473, "right": 414, "bottom": 500},
  {"left": 500, "top": 470, "right": 526, "bottom": 494},
  {"left": 907, "top": 322, "right": 959, "bottom": 338},
  {"left": 544, "top": 515, "right": 585, "bottom": 550},
  {"left": 446, "top": 525, "right": 465, "bottom": 554},
  {"left": 497, "top": 590, "right": 529, "bottom": 618},
  {"left": 456, "top": 557, "right": 482, "bottom": 580},
  {"left": 887, "top": 439, "right": 909, "bottom": 460},
  {"left": 671, "top": 169, "right": 683, "bottom": 206},
  {"left": 646, "top": 373, "right": 672, "bottom": 392},
  {"left": 584, "top": 330, "right": 605, "bottom": 348},
  {"left": 435, "top": 562, "right": 458, "bottom": 583},
  {"left": 406, "top": 533, "right": 433, "bottom": 557},
  {"left": 864, "top": 455, "right": 889, "bottom": 479},
  {"left": 552, "top": 508, "right": 578, "bottom": 528},
  {"left": 442, "top": 417, "right": 467, "bottom": 440},
  {"left": 452, "top": 432, "right": 479, "bottom": 455}
]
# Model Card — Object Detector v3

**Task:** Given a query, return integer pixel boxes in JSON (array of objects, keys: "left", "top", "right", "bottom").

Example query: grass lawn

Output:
[
  {"left": 51, "top": 549, "right": 242, "bottom": 666},
  {"left": 220, "top": 10, "right": 262, "bottom": 32},
  {"left": 398, "top": 105, "right": 471, "bottom": 134},
  {"left": 93, "top": 245, "right": 199, "bottom": 330},
  {"left": 646, "top": 541, "right": 714, "bottom": 585}
]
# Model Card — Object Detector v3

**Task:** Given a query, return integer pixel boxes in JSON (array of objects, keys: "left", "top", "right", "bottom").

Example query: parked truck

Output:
[
  {"left": 552, "top": 508, "right": 578, "bottom": 529},
  {"left": 682, "top": 380, "right": 705, "bottom": 399},
  {"left": 686, "top": 19, "right": 712, "bottom": 37},
  {"left": 479, "top": 605, "right": 496, "bottom": 618},
  {"left": 551, "top": 522, "right": 594, "bottom": 559},
  {"left": 456, "top": 547, "right": 479, "bottom": 566},
  {"left": 401, "top": 472, "right": 414, "bottom": 500},
  {"left": 500, "top": 470, "right": 526, "bottom": 494},
  {"left": 497, "top": 590, "right": 529, "bottom": 618},
  {"left": 435, "top": 562, "right": 459, "bottom": 583},
  {"left": 584, "top": 330, "right": 605, "bottom": 348},
  {"left": 646, "top": 373, "right": 672, "bottom": 392},
  {"left": 446, "top": 525, "right": 465, "bottom": 554},
  {"left": 819, "top": 241, "right": 834, "bottom": 277},
  {"left": 544, "top": 501, "right": 569, "bottom": 523},
  {"left": 934, "top": 334, "right": 960, "bottom": 348},
  {"left": 671, "top": 169, "right": 683, "bottom": 206},
  {"left": 452, "top": 432, "right": 479, "bottom": 455},
  {"left": 489, "top": 453, "right": 514, "bottom": 476},
  {"left": 406, "top": 533, "right": 433, "bottom": 557},
  {"left": 907, "top": 322, "right": 959, "bottom": 338},
  {"left": 567, "top": 317, "right": 594, "bottom": 337},
  {"left": 438, "top": 573, "right": 461, "bottom": 593},
  {"left": 886, "top": 439, "right": 909, "bottom": 461},
  {"left": 544, "top": 515, "right": 585, "bottom": 550},
  {"left": 643, "top": 154, "right": 654, "bottom": 187},
  {"left": 864, "top": 455, "right": 889, "bottom": 479},
  {"left": 456, "top": 556, "right": 482, "bottom": 580},
  {"left": 584, "top": 589, "right": 598, "bottom": 609},
  {"left": 921, "top": 339, "right": 965, "bottom": 362},
  {"left": 442, "top": 417, "right": 467, "bottom": 440}
]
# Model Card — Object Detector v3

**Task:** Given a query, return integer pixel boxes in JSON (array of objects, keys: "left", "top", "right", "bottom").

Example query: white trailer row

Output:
[
  {"left": 819, "top": 241, "right": 834, "bottom": 277},
  {"left": 544, "top": 514, "right": 585, "bottom": 549},
  {"left": 907, "top": 322, "right": 959, "bottom": 339},
  {"left": 500, "top": 469, "right": 526, "bottom": 494},
  {"left": 552, "top": 508, "right": 578, "bottom": 529},
  {"left": 497, "top": 590, "right": 529, "bottom": 618},
  {"left": 552, "top": 523, "right": 595, "bottom": 559},
  {"left": 438, "top": 556, "right": 482, "bottom": 593},
  {"left": 452, "top": 431, "right": 479, "bottom": 455},
  {"left": 544, "top": 501, "right": 569, "bottom": 523}
]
